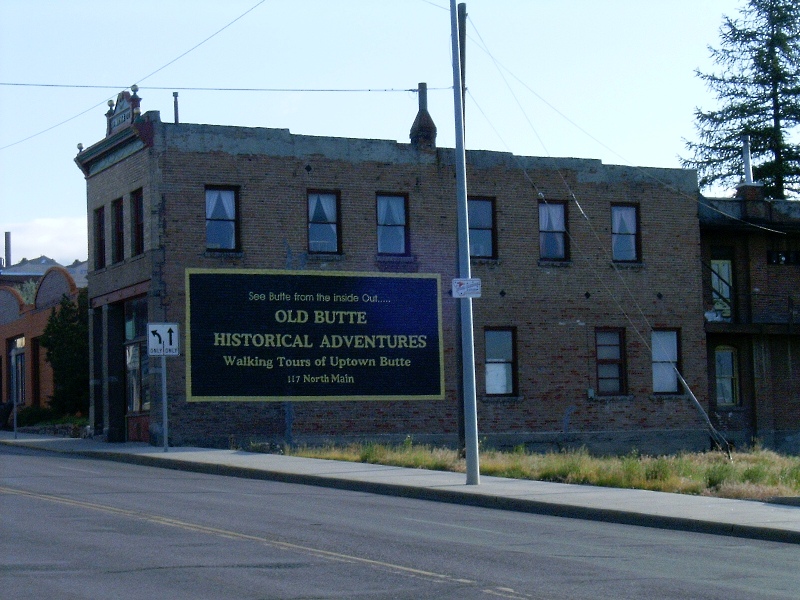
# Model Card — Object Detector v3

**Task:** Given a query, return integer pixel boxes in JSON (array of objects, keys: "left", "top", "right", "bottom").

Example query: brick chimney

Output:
[{"left": 409, "top": 82, "right": 437, "bottom": 152}]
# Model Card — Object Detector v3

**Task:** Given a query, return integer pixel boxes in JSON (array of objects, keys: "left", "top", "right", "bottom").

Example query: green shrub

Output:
[
  {"left": 706, "top": 461, "right": 735, "bottom": 488},
  {"left": 645, "top": 457, "right": 673, "bottom": 483},
  {"left": 15, "top": 405, "right": 56, "bottom": 427}
]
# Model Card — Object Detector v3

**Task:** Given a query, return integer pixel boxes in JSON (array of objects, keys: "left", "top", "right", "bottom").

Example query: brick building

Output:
[
  {"left": 0, "top": 267, "right": 81, "bottom": 418},
  {"left": 701, "top": 185, "right": 800, "bottom": 452},
  {"left": 75, "top": 87, "right": 713, "bottom": 453}
]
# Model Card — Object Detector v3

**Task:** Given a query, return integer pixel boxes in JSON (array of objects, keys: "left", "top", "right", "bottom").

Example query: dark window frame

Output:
[
  {"left": 307, "top": 189, "right": 341, "bottom": 255},
  {"left": 111, "top": 198, "right": 124, "bottom": 264},
  {"left": 205, "top": 186, "right": 240, "bottom": 252},
  {"left": 539, "top": 200, "right": 569, "bottom": 261},
  {"left": 94, "top": 206, "right": 106, "bottom": 270},
  {"left": 651, "top": 328, "right": 682, "bottom": 394},
  {"left": 376, "top": 193, "right": 410, "bottom": 256},
  {"left": 468, "top": 197, "right": 496, "bottom": 259},
  {"left": 131, "top": 188, "right": 144, "bottom": 256},
  {"left": 484, "top": 327, "right": 517, "bottom": 396},
  {"left": 595, "top": 327, "right": 627, "bottom": 396},
  {"left": 611, "top": 203, "right": 641, "bottom": 263},
  {"left": 714, "top": 345, "right": 740, "bottom": 407}
]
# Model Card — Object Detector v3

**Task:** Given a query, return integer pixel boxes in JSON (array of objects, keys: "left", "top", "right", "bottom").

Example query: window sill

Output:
[
  {"left": 203, "top": 250, "right": 243, "bottom": 259},
  {"left": 592, "top": 394, "right": 634, "bottom": 402},
  {"left": 376, "top": 254, "right": 418, "bottom": 272},
  {"left": 649, "top": 394, "right": 690, "bottom": 402},
  {"left": 376, "top": 255, "right": 416, "bottom": 263},
  {"left": 538, "top": 260, "right": 571, "bottom": 268},
  {"left": 611, "top": 261, "right": 645, "bottom": 270},
  {"left": 471, "top": 257, "right": 500, "bottom": 266},
  {"left": 480, "top": 395, "right": 523, "bottom": 404},
  {"left": 105, "top": 253, "right": 148, "bottom": 270},
  {"left": 307, "top": 253, "right": 344, "bottom": 262}
]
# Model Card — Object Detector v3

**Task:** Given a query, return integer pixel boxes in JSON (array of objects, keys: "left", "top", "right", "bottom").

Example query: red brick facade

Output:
[
  {"left": 76, "top": 98, "right": 715, "bottom": 453},
  {"left": 0, "top": 268, "right": 80, "bottom": 416}
]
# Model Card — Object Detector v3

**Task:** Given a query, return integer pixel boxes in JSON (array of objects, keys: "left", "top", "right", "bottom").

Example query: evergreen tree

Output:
[
  {"left": 682, "top": 0, "right": 800, "bottom": 199},
  {"left": 40, "top": 288, "right": 89, "bottom": 416}
]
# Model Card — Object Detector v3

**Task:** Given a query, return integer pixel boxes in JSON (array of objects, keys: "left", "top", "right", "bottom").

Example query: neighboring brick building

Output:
[
  {"left": 75, "top": 88, "right": 712, "bottom": 453},
  {"left": 0, "top": 267, "right": 81, "bottom": 418},
  {"left": 701, "top": 185, "right": 800, "bottom": 452}
]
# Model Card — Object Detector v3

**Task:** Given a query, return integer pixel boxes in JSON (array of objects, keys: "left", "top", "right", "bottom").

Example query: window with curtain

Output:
[
  {"left": 468, "top": 198, "right": 494, "bottom": 258},
  {"left": 205, "top": 187, "right": 238, "bottom": 251},
  {"left": 611, "top": 204, "right": 639, "bottom": 262},
  {"left": 485, "top": 328, "right": 516, "bottom": 395},
  {"left": 715, "top": 346, "right": 739, "bottom": 406},
  {"left": 596, "top": 328, "right": 626, "bottom": 395},
  {"left": 377, "top": 194, "right": 407, "bottom": 255},
  {"left": 308, "top": 191, "right": 339, "bottom": 253},
  {"left": 539, "top": 202, "right": 567, "bottom": 260},
  {"left": 652, "top": 329, "right": 680, "bottom": 393}
]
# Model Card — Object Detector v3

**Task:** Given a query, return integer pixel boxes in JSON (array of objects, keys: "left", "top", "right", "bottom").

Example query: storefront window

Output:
[
  {"left": 124, "top": 297, "right": 149, "bottom": 413},
  {"left": 9, "top": 337, "right": 25, "bottom": 406}
]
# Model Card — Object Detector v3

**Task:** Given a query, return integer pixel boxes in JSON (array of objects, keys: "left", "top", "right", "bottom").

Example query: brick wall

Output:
[{"left": 86, "top": 118, "right": 711, "bottom": 453}]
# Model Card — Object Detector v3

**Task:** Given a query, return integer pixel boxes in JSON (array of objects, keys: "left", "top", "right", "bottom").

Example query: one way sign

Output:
[{"left": 148, "top": 323, "right": 180, "bottom": 356}]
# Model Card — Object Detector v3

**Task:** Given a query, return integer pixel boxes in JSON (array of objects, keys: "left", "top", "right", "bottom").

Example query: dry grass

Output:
[{"left": 276, "top": 439, "right": 800, "bottom": 501}]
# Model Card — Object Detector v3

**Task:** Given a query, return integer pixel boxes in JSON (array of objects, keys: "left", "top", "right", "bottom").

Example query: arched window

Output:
[{"left": 715, "top": 346, "right": 739, "bottom": 406}]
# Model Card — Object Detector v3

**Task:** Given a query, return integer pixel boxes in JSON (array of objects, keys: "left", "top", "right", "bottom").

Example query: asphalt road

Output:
[{"left": 2, "top": 444, "right": 799, "bottom": 600}]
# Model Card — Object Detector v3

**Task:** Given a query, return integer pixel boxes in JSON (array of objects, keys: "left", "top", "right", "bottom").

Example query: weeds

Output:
[{"left": 283, "top": 440, "right": 800, "bottom": 501}]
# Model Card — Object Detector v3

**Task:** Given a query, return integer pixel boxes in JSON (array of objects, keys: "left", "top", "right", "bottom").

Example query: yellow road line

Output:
[{"left": 1, "top": 485, "right": 475, "bottom": 586}]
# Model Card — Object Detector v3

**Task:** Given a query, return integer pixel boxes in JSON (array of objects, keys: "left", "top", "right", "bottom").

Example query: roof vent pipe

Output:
[
  {"left": 4, "top": 231, "right": 10, "bottom": 269},
  {"left": 742, "top": 134, "right": 754, "bottom": 185},
  {"left": 173, "top": 92, "right": 179, "bottom": 124}
]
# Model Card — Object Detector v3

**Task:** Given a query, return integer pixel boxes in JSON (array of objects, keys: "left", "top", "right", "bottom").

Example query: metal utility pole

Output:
[{"left": 450, "top": 0, "right": 480, "bottom": 485}]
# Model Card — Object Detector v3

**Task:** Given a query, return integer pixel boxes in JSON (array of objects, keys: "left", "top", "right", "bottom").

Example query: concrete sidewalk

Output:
[{"left": 3, "top": 430, "right": 800, "bottom": 544}]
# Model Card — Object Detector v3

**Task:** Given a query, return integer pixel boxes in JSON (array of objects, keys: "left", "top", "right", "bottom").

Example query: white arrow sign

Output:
[{"left": 148, "top": 323, "right": 180, "bottom": 356}]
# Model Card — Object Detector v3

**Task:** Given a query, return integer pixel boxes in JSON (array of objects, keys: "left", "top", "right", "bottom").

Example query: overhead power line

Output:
[{"left": 0, "top": 82, "right": 444, "bottom": 93}]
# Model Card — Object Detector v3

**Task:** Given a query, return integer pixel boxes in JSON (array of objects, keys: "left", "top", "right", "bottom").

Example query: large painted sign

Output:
[{"left": 186, "top": 269, "right": 444, "bottom": 401}]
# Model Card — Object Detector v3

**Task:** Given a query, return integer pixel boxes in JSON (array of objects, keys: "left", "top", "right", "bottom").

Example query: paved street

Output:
[{"left": 3, "top": 443, "right": 800, "bottom": 599}]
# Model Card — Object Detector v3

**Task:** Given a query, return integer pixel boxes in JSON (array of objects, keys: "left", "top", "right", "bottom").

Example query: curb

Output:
[{"left": 8, "top": 440, "right": 796, "bottom": 545}]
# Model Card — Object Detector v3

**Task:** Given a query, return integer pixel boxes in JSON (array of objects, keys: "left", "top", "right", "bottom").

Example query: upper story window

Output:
[
  {"left": 205, "top": 187, "right": 238, "bottom": 251},
  {"left": 484, "top": 328, "right": 516, "bottom": 396},
  {"left": 468, "top": 197, "right": 495, "bottom": 258},
  {"left": 94, "top": 206, "right": 106, "bottom": 270},
  {"left": 595, "top": 328, "right": 626, "bottom": 396},
  {"left": 111, "top": 198, "right": 124, "bottom": 264},
  {"left": 539, "top": 202, "right": 568, "bottom": 261},
  {"left": 767, "top": 250, "right": 800, "bottom": 265},
  {"left": 710, "top": 258, "right": 733, "bottom": 320},
  {"left": 611, "top": 204, "right": 640, "bottom": 262},
  {"left": 308, "top": 191, "right": 340, "bottom": 254},
  {"left": 131, "top": 188, "right": 144, "bottom": 257},
  {"left": 376, "top": 194, "right": 408, "bottom": 255},
  {"left": 652, "top": 329, "right": 681, "bottom": 394}
]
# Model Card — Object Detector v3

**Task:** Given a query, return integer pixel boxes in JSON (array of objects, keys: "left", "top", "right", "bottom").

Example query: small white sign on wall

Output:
[{"left": 452, "top": 278, "right": 481, "bottom": 298}]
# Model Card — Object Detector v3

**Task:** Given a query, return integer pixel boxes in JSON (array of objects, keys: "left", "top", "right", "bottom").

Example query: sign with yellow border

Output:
[{"left": 186, "top": 269, "right": 444, "bottom": 401}]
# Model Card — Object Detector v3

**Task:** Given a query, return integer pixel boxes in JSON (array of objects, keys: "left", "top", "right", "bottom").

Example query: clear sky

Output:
[{"left": 0, "top": 0, "right": 743, "bottom": 266}]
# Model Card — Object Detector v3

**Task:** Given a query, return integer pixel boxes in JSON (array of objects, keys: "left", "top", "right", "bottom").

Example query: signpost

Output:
[{"left": 148, "top": 322, "right": 179, "bottom": 451}]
